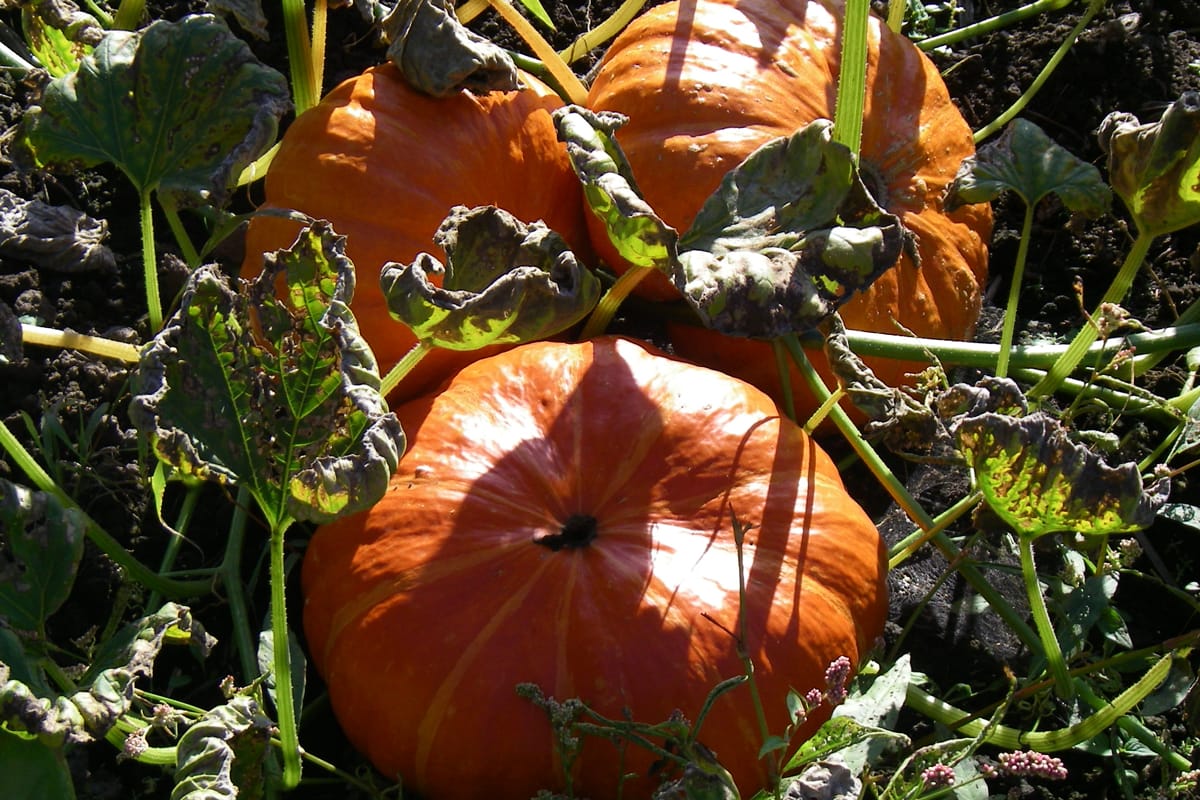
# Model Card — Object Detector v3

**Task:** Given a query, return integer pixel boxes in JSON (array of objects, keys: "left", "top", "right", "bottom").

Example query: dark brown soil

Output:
[{"left": 2, "top": 0, "right": 1199, "bottom": 798}]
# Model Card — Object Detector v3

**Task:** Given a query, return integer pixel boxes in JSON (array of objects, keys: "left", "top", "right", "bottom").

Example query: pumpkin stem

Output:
[{"left": 535, "top": 513, "right": 598, "bottom": 550}]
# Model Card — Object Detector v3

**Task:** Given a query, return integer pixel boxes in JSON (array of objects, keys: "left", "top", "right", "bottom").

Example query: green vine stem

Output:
[
  {"left": 916, "top": 0, "right": 1076, "bottom": 52},
  {"left": 159, "top": 198, "right": 202, "bottom": 270},
  {"left": 0, "top": 418, "right": 211, "bottom": 599},
  {"left": 0, "top": 38, "right": 39, "bottom": 72},
  {"left": 905, "top": 650, "right": 1185, "bottom": 759},
  {"left": 782, "top": 333, "right": 1043, "bottom": 652},
  {"left": 887, "top": 491, "right": 983, "bottom": 570},
  {"left": 580, "top": 265, "right": 655, "bottom": 339},
  {"left": 379, "top": 339, "right": 434, "bottom": 398},
  {"left": 486, "top": 0, "right": 589, "bottom": 105},
  {"left": 996, "top": 205, "right": 1035, "bottom": 378},
  {"left": 1019, "top": 534, "right": 1074, "bottom": 698},
  {"left": 21, "top": 324, "right": 142, "bottom": 363},
  {"left": 145, "top": 474, "right": 201, "bottom": 612},
  {"left": 557, "top": 0, "right": 647, "bottom": 64},
  {"left": 973, "top": 0, "right": 1106, "bottom": 143},
  {"left": 111, "top": 0, "right": 146, "bottom": 29},
  {"left": 281, "top": 0, "right": 319, "bottom": 115},
  {"left": 141, "top": 189, "right": 164, "bottom": 332},
  {"left": 831, "top": 0, "right": 869, "bottom": 158},
  {"left": 1074, "top": 674, "right": 1191, "bottom": 770},
  {"left": 268, "top": 517, "right": 303, "bottom": 788},
  {"left": 220, "top": 486, "right": 259, "bottom": 684},
  {"left": 1030, "top": 228, "right": 1157, "bottom": 398}
]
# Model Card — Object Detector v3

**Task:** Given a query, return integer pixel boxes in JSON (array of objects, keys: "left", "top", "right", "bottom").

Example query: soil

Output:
[{"left": 2, "top": 0, "right": 1200, "bottom": 798}]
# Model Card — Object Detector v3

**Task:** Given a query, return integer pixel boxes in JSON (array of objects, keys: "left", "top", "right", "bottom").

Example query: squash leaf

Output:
[
  {"left": 0, "top": 187, "right": 114, "bottom": 273},
  {"left": 381, "top": 205, "right": 600, "bottom": 351},
  {"left": 382, "top": 0, "right": 519, "bottom": 96},
  {"left": 945, "top": 118, "right": 1111, "bottom": 217},
  {"left": 14, "top": 15, "right": 290, "bottom": 210},
  {"left": 956, "top": 412, "right": 1170, "bottom": 538},
  {"left": 553, "top": 105, "right": 681, "bottom": 271},
  {"left": 676, "top": 120, "right": 905, "bottom": 339},
  {"left": 1099, "top": 91, "right": 1200, "bottom": 237},
  {"left": 0, "top": 479, "right": 85, "bottom": 634},
  {"left": 129, "top": 222, "right": 405, "bottom": 528},
  {"left": 0, "top": 603, "right": 212, "bottom": 748},
  {"left": 0, "top": 729, "right": 75, "bottom": 800},
  {"left": 19, "top": 0, "right": 101, "bottom": 78},
  {"left": 171, "top": 695, "right": 274, "bottom": 800}
]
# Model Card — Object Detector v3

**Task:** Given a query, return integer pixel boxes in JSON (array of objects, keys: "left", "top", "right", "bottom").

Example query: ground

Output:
[{"left": 1, "top": 0, "right": 1199, "bottom": 798}]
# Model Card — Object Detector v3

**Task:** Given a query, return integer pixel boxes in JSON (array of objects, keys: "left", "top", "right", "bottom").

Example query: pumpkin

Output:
[
  {"left": 585, "top": 0, "right": 991, "bottom": 405},
  {"left": 301, "top": 336, "right": 887, "bottom": 799},
  {"left": 242, "top": 64, "right": 589, "bottom": 401}
]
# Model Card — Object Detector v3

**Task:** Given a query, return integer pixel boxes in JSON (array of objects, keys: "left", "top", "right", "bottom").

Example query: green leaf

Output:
[
  {"left": 381, "top": 205, "right": 600, "bottom": 351},
  {"left": 675, "top": 120, "right": 906, "bottom": 339},
  {"left": 957, "top": 413, "right": 1171, "bottom": 538},
  {"left": 382, "top": 0, "right": 519, "bottom": 96},
  {"left": 16, "top": 15, "right": 290, "bottom": 209},
  {"left": 516, "top": 0, "right": 555, "bottom": 29},
  {"left": 171, "top": 696, "right": 274, "bottom": 800},
  {"left": 553, "top": 106, "right": 680, "bottom": 271},
  {"left": 21, "top": 0, "right": 100, "bottom": 78},
  {"left": 0, "top": 729, "right": 75, "bottom": 800},
  {"left": 945, "top": 118, "right": 1111, "bottom": 216},
  {"left": 781, "top": 717, "right": 907, "bottom": 776},
  {"left": 0, "top": 479, "right": 86, "bottom": 633},
  {"left": 130, "top": 222, "right": 406, "bottom": 528},
  {"left": 1100, "top": 91, "right": 1200, "bottom": 237}
]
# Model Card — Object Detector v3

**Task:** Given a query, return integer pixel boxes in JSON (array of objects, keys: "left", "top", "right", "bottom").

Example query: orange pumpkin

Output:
[
  {"left": 301, "top": 336, "right": 887, "bottom": 799},
  {"left": 242, "top": 64, "right": 589, "bottom": 401},
  {"left": 585, "top": 0, "right": 991, "bottom": 406}
]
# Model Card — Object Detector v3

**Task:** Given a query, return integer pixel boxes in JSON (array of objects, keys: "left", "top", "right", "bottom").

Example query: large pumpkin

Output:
[
  {"left": 242, "top": 64, "right": 589, "bottom": 401},
  {"left": 301, "top": 336, "right": 887, "bottom": 799},
  {"left": 585, "top": 0, "right": 991, "bottom": 405}
]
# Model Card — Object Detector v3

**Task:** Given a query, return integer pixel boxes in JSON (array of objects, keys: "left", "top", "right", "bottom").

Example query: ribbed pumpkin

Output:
[
  {"left": 585, "top": 0, "right": 991, "bottom": 404},
  {"left": 301, "top": 337, "right": 887, "bottom": 799},
  {"left": 242, "top": 64, "right": 588, "bottom": 401}
]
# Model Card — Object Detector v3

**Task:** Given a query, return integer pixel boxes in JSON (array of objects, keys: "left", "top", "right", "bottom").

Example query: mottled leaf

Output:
[
  {"left": 0, "top": 187, "right": 114, "bottom": 272},
  {"left": 130, "top": 222, "right": 405, "bottom": 527},
  {"left": 382, "top": 0, "right": 518, "bottom": 96},
  {"left": 675, "top": 121, "right": 906, "bottom": 339},
  {"left": 946, "top": 118, "right": 1111, "bottom": 217},
  {"left": 171, "top": 696, "right": 273, "bottom": 800},
  {"left": 20, "top": 0, "right": 100, "bottom": 77},
  {"left": 381, "top": 205, "right": 600, "bottom": 351},
  {"left": 15, "top": 15, "right": 290, "bottom": 209},
  {"left": 1100, "top": 91, "right": 1200, "bottom": 236},
  {"left": 0, "top": 603, "right": 211, "bottom": 748},
  {"left": 957, "top": 412, "right": 1171, "bottom": 538},
  {"left": 0, "top": 479, "right": 86, "bottom": 633},
  {"left": 205, "top": 0, "right": 268, "bottom": 39},
  {"left": 554, "top": 106, "right": 680, "bottom": 271}
]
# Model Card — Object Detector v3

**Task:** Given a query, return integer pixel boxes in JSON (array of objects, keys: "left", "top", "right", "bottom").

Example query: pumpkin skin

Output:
[
  {"left": 585, "top": 0, "right": 991, "bottom": 404},
  {"left": 302, "top": 337, "right": 887, "bottom": 799},
  {"left": 242, "top": 64, "right": 589, "bottom": 402}
]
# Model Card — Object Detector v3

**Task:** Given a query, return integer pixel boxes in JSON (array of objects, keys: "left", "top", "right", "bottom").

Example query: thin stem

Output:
[
  {"left": 1030, "top": 229, "right": 1156, "bottom": 398},
  {"left": 580, "top": 265, "right": 654, "bottom": 339},
  {"left": 0, "top": 38, "right": 39, "bottom": 73},
  {"left": 888, "top": 491, "right": 983, "bottom": 570},
  {"left": 141, "top": 189, "right": 163, "bottom": 333},
  {"left": 558, "top": 0, "right": 646, "bottom": 64},
  {"left": 1074, "top": 664, "right": 1192, "bottom": 770},
  {"left": 146, "top": 477, "right": 201, "bottom": 612},
  {"left": 486, "top": 0, "right": 588, "bottom": 105},
  {"left": 974, "top": 0, "right": 1106, "bottom": 143},
  {"left": 269, "top": 521, "right": 303, "bottom": 788},
  {"left": 905, "top": 650, "right": 1176, "bottom": 752},
  {"left": 917, "top": 0, "right": 1076, "bottom": 51},
  {"left": 0, "top": 418, "right": 210, "bottom": 598},
  {"left": 1019, "top": 535, "right": 1074, "bottom": 698},
  {"left": 832, "top": 0, "right": 869, "bottom": 158},
  {"left": 160, "top": 199, "right": 201, "bottom": 270},
  {"left": 379, "top": 340, "right": 434, "bottom": 398},
  {"left": 21, "top": 324, "right": 141, "bottom": 363},
  {"left": 997, "top": 204, "right": 1035, "bottom": 378},
  {"left": 220, "top": 487, "right": 259, "bottom": 683},
  {"left": 771, "top": 339, "right": 797, "bottom": 422},
  {"left": 236, "top": 142, "right": 281, "bottom": 188},
  {"left": 886, "top": 0, "right": 905, "bottom": 33}
]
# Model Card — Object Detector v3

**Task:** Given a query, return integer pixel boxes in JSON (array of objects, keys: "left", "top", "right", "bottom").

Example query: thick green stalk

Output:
[
  {"left": 974, "top": 0, "right": 1106, "bottom": 143},
  {"left": 269, "top": 521, "right": 303, "bottom": 788},
  {"left": 832, "top": 0, "right": 870, "bottom": 158},
  {"left": 1019, "top": 535, "right": 1074, "bottom": 698},
  {"left": 111, "top": 0, "right": 145, "bottom": 29},
  {"left": 996, "top": 205, "right": 1035, "bottom": 378},
  {"left": 141, "top": 189, "right": 163, "bottom": 332},
  {"left": 281, "top": 0, "right": 319, "bottom": 114},
  {"left": 1030, "top": 229, "right": 1156, "bottom": 398},
  {"left": 580, "top": 265, "right": 654, "bottom": 339},
  {"left": 21, "top": 324, "right": 141, "bottom": 363}
]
